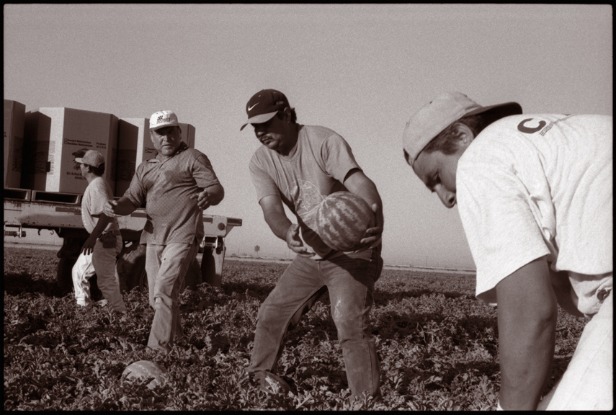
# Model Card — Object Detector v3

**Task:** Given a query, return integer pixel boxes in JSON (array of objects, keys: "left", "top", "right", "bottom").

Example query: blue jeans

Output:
[
  {"left": 248, "top": 248, "right": 383, "bottom": 396},
  {"left": 145, "top": 241, "right": 198, "bottom": 352}
]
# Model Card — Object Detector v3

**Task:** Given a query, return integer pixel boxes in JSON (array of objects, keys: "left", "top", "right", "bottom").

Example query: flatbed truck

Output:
[{"left": 4, "top": 187, "right": 242, "bottom": 290}]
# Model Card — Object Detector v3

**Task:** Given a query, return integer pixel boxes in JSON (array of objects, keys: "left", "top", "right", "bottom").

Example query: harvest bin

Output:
[
  {"left": 4, "top": 99, "right": 26, "bottom": 188},
  {"left": 22, "top": 107, "right": 118, "bottom": 194}
]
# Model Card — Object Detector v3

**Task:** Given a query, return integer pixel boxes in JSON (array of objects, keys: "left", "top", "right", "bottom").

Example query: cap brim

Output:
[
  {"left": 150, "top": 122, "right": 179, "bottom": 131},
  {"left": 74, "top": 158, "right": 84, "bottom": 163},
  {"left": 240, "top": 111, "right": 279, "bottom": 131},
  {"left": 466, "top": 102, "right": 522, "bottom": 123}
]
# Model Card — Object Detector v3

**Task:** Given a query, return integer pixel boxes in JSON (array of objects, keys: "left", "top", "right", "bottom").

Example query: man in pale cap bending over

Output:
[
  {"left": 402, "top": 91, "right": 612, "bottom": 410},
  {"left": 105, "top": 110, "right": 225, "bottom": 353}
]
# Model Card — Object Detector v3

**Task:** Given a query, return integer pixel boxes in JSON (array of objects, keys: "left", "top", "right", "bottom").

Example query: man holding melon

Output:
[{"left": 241, "top": 89, "right": 384, "bottom": 398}]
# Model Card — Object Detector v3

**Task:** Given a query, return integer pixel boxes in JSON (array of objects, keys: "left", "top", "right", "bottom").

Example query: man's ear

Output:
[
  {"left": 280, "top": 107, "right": 292, "bottom": 122},
  {"left": 454, "top": 122, "right": 475, "bottom": 144}
]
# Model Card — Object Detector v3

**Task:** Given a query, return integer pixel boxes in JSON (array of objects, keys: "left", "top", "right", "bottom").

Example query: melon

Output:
[
  {"left": 122, "top": 360, "right": 165, "bottom": 389},
  {"left": 315, "top": 191, "right": 373, "bottom": 252}
]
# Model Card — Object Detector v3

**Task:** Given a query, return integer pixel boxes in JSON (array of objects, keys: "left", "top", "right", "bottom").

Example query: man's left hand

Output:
[
  {"left": 192, "top": 189, "right": 211, "bottom": 210},
  {"left": 360, "top": 203, "right": 383, "bottom": 248}
]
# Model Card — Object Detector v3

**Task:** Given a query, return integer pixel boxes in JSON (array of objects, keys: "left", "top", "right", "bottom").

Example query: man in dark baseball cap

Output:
[
  {"left": 240, "top": 87, "right": 384, "bottom": 398},
  {"left": 240, "top": 89, "right": 290, "bottom": 131}
]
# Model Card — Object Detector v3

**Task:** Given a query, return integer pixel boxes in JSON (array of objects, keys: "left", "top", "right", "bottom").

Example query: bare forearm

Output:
[
  {"left": 498, "top": 309, "right": 556, "bottom": 409},
  {"left": 496, "top": 258, "right": 558, "bottom": 410},
  {"left": 344, "top": 171, "right": 384, "bottom": 225},
  {"left": 265, "top": 213, "right": 293, "bottom": 241},
  {"left": 90, "top": 214, "right": 113, "bottom": 239},
  {"left": 113, "top": 197, "right": 138, "bottom": 215}
]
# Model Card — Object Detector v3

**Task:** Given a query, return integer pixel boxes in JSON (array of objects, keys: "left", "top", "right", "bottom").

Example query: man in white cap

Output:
[
  {"left": 402, "top": 91, "right": 612, "bottom": 410},
  {"left": 72, "top": 149, "right": 127, "bottom": 313},
  {"left": 104, "top": 110, "right": 225, "bottom": 353}
]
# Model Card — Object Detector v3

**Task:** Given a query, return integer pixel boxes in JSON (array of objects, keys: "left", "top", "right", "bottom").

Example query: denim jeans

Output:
[
  {"left": 145, "top": 241, "right": 198, "bottom": 352},
  {"left": 248, "top": 247, "right": 383, "bottom": 396},
  {"left": 72, "top": 234, "right": 126, "bottom": 313}
]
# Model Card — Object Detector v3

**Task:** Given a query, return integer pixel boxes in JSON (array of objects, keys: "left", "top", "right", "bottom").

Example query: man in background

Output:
[{"left": 72, "top": 149, "right": 126, "bottom": 313}]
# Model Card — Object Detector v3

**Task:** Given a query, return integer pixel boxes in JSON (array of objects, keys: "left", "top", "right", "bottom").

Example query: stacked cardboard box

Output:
[
  {"left": 22, "top": 107, "right": 118, "bottom": 194},
  {"left": 180, "top": 122, "right": 195, "bottom": 149},
  {"left": 116, "top": 117, "right": 149, "bottom": 196},
  {"left": 3, "top": 99, "right": 26, "bottom": 188}
]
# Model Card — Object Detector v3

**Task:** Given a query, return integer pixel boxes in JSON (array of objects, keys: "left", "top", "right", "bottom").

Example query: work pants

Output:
[
  {"left": 248, "top": 248, "right": 383, "bottom": 397},
  {"left": 72, "top": 235, "right": 126, "bottom": 313},
  {"left": 145, "top": 241, "right": 198, "bottom": 352}
]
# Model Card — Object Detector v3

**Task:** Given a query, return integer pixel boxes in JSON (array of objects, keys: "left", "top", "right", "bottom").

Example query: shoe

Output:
[
  {"left": 96, "top": 299, "right": 108, "bottom": 307},
  {"left": 76, "top": 300, "right": 89, "bottom": 308}
]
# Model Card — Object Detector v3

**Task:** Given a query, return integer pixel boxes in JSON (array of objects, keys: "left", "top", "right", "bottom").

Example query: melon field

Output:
[{"left": 4, "top": 247, "right": 585, "bottom": 410}]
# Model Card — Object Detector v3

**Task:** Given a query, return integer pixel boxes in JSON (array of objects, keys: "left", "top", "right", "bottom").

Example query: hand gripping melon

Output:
[
  {"left": 122, "top": 360, "right": 165, "bottom": 389},
  {"left": 315, "top": 191, "right": 373, "bottom": 252}
]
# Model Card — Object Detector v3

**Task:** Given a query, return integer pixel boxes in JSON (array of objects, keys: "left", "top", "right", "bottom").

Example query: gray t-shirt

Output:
[
  {"left": 249, "top": 125, "right": 363, "bottom": 258},
  {"left": 125, "top": 143, "right": 221, "bottom": 245}
]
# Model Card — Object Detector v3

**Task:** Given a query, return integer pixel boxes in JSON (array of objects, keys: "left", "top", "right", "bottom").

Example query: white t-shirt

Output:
[
  {"left": 457, "top": 114, "right": 612, "bottom": 315},
  {"left": 81, "top": 176, "right": 120, "bottom": 235}
]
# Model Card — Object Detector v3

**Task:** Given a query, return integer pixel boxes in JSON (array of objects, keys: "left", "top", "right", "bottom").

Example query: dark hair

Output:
[
  {"left": 422, "top": 114, "right": 487, "bottom": 155},
  {"left": 84, "top": 163, "right": 105, "bottom": 176},
  {"left": 277, "top": 106, "right": 297, "bottom": 124}
]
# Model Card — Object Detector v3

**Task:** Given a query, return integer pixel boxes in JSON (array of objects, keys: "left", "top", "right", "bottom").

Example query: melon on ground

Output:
[
  {"left": 122, "top": 360, "right": 165, "bottom": 389},
  {"left": 315, "top": 191, "right": 373, "bottom": 252}
]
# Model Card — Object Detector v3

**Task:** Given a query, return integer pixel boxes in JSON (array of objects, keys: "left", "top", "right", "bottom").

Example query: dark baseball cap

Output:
[{"left": 240, "top": 89, "right": 290, "bottom": 131}]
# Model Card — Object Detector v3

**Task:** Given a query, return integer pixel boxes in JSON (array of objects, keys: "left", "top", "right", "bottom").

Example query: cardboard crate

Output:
[
  {"left": 22, "top": 107, "right": 118, "bottom": 193},
  {"left": 4, "top": 100, "right": 26, "bottom": 188},
  {"left": 116, "top": 117, "right": 149, "bottom": 196},
  {"left": 180, "top": 122, "right": 195, "bottom": 149}
]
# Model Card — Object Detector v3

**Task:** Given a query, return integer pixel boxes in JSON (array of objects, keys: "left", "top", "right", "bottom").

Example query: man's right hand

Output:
[
  {"left": 103, "top": 200, "right": 119, "bottom": 217},
  {"left": 285, "top": 223, "right": 314, "bottom": 257}
]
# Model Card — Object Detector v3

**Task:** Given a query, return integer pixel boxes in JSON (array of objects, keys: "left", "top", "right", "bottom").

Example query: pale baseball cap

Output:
[
  {"left": 402, "top": 92, "right": 522, "bottom": 166},
  {"left": 150, "top": 110, "right": 179, "bottom": 130},
  {"left": 75, "top": 149, "right": 105, "bottom": 168}
]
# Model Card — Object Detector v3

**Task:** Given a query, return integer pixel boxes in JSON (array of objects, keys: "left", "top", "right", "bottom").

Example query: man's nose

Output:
[{"left": 437, "top": 187, "right": 456, "bottom": 208}]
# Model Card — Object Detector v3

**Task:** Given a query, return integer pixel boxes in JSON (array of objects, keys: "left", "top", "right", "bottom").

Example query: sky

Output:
[{"left": 4, "top": 4, "right": 612, "bottom": 269}]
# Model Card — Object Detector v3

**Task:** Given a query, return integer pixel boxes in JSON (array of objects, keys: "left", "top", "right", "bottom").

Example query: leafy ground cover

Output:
[{"left": 4, "top": 247, "right": 584, "bottom": 410}]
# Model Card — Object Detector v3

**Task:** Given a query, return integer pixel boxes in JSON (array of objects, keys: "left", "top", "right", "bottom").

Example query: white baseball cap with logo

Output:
[{"left": 150, "top": 110, "right": 179, "bottom": 130}]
